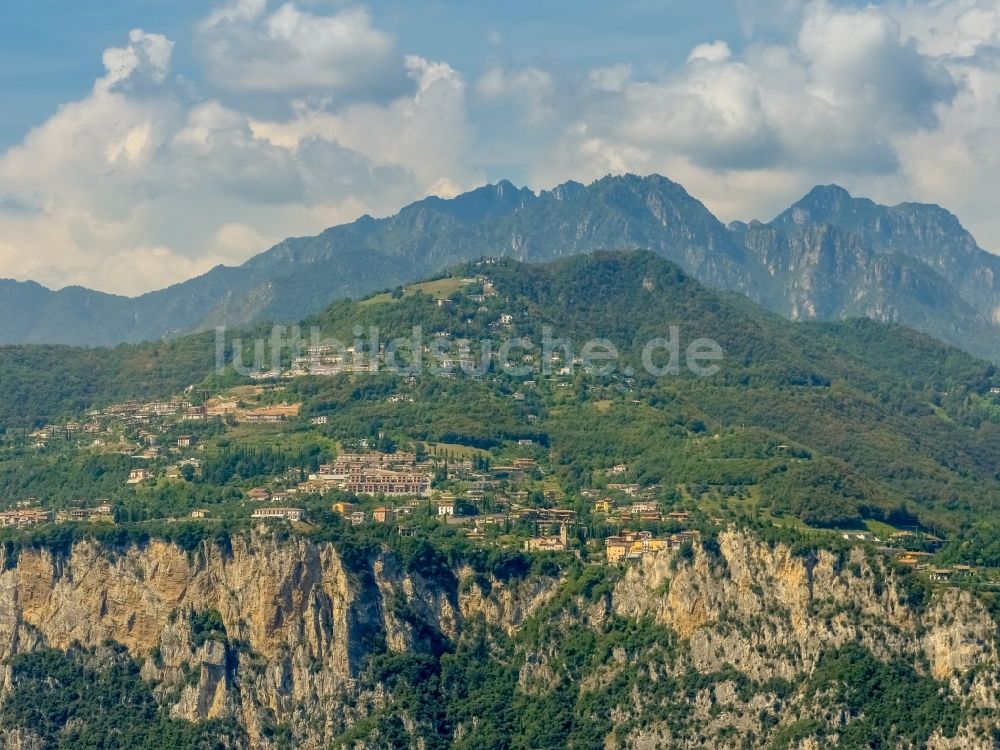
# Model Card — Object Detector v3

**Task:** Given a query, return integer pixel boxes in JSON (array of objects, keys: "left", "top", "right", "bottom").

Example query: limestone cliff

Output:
[
  {"left": 0, "top": 529, "right": 555, "bottom": 748},
  {"left": 612, "top": 532, "right": 1000, "bottom": 748},
  {"left": 0, "top": 528, "right": 996, "bottom": 749}
]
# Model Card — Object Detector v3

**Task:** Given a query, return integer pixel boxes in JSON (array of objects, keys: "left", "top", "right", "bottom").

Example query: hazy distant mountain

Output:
[
  {"left": 3, "top": 174, "right": 1000, "bottom": 360},
  {"left": 738, "top": 186, "right": 1000, "bottom": 358}
]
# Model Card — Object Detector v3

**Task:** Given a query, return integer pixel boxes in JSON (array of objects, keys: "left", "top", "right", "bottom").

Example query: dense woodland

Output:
[{"left": 0, "top": 647, "right": 238, "bottom": 749}]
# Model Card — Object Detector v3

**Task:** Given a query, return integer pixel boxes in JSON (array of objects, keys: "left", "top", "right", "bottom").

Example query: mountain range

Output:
[{"left": 4, "top": 174, "right": 1000, "bottom": 361}]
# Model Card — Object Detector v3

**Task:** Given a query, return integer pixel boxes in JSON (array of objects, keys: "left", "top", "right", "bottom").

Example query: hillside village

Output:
[
  {"left": 0, "top": 375, "right": 977, "bottom": 579},
  {"left": 2, "top": 260, "right": 997, "bottom": 589}
]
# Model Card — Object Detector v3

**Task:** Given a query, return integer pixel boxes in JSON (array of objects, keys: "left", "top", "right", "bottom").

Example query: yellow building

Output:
[
  {"left": 605, "top": 536, "right": 628, "bottom": 563},
  {"left": 606, "top": 532, "right": 669, "bottom": 563},
  {"left": 629, "top": 538, "right": 667, "bottom": 557}
]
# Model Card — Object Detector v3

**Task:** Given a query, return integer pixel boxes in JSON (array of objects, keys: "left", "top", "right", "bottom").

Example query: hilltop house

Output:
[
  {"left": 525, "top": 523, "right": 570, "bottom": 552},
  {"left": 0, "top": 509, "right": 53, "bottom": 528},
  {"left": 841, "top": 530, "right": 876, "bottom": 542},
  {"left": 605, "top": 530, "right": 699, "bottom": 563},
  {"left": 250, "top": 507, "right": 306, "bottom": 522},
  {"left": 126, "top": 468, "right": 151, "bottom": 485}
]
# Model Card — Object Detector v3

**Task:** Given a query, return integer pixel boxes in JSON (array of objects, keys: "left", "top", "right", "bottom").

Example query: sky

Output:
[{"left": 0, "top": 0, "right": 998, "bottom": 296}]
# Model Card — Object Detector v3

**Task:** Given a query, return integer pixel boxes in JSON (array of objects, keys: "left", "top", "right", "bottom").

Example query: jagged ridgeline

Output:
[
  {"left": 0, "top": 529, "right": 996, "bottom": 748},
  {"left": 4, "top": 175, "right": 1000, "bottom": 364}
]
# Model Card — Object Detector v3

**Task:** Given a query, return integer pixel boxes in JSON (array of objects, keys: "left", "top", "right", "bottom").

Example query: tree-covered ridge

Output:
[
  {"left": 0, "top": 333, "right": 219, "bottom": 426},
  {"left": 2, "top": 251, "right": 1000, "bottom": 552},
  {"left": 304, "top": 252, "right": 1000, "bottom": 525}
]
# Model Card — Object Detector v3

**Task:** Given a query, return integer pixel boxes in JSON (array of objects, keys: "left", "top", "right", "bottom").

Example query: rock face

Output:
[
  {"left": 0, "top": 530, "right": 555, "bottom": 748},
  {"left": 0, "top": 529, "right": 997, "bottom": 749},
  {"left": 616, "top": 532, "right": 998, "bottom": 685},
  {"left": 610, "top": 533, "right": 1000, "bottom": 749},
  {"left": 0, "top": 175, "right": 753, "bottom": 346},
  {"left": 8, "top": 175, "right": 1000, "bottom": 362},
  {"left": 746, "top": 186, "right": 1000, "bottom": 360},
  {"left": 0, "top": 534, "right": 361, "bottom": 746}
]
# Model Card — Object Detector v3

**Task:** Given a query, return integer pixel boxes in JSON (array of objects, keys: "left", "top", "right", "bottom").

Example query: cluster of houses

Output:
[
  {"left": 251, "top": 338, "right": 532, "bottom": 381},
  {"left": 892, "top": 549, "right": 973, "bottom": 581},
  {"left": 286, "top": 346, "right": 379, "bottom": 379},
  {"left": 330, "top": 495, "right": 501, "bottom": 526},
  {"left": 14, "top": 395, "right": 216, "bottom": 457},
  {"left": 239, "top": 275, "right": 556, "bottom": 383},
  {"left": 20, "top": 378, "right": 984, "bottom": 579},
  {"left": 250, "top": 507, "right": 308, "bottom": 522},
  {"left": 524, "top": 523, "right": 571, "bottom": 552},
  {"left": 604, "top": 529, "right": 702, "bottom": 563},
  {"left": 296, "top": 452, "right": 435, "bottom": 497},
  {"left": 127, "top": 468, "right": 152, "bottom": 485},
  {"left": 22, "top": 399, "right": 184, "bottom": 449},
  {"left": 926, "top": 565, "right": 973, "bottom": 582},
  {"left": 0, "top": 502, "right": 114, "bottom": 529},
  {"left": 0, "top": 508, "right": 54, "bottom": 528},
  {"left": 593, "top": 498, "right": 691, "bottom": 525},
  {"left": 332, "top": 500, "right": 421, "bottom": 526},
  {"left": 61, "top": 503, "right": 114, "bottom": 522},
  {"left": 830, "top": 531, "right": 970, "bottom": 583},
  {"left": 182, "top": 402, "right": 300, "bottom": 423}
]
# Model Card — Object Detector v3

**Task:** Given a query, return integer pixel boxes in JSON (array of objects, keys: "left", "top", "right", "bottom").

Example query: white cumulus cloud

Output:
[
  {"left": 95, "top": 29, "right": 175, "bottom": 94},
  {"left": 249, "top": 55, "right": 477, "bottom": 197},
  {"left": 3, "top": 0, "right": 1000, "bottom": 300},
  {"left": 688, "top": 40, "right": 732, "bottom": 63},
  {"left": 0, "top": 8, "right": 478, "bottom": 295},
  {"left": 528, "top": 1, "right": 979, "bottom": 239},
  {"left": 196, "top": 1, "right": 397, "bottom": 94}
]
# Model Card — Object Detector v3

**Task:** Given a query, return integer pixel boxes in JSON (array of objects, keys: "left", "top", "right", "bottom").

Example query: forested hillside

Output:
[
  {"left": 4, "top": 251, "right": 1000, "bottom": 548},
  {"left": 0, "top": 333, "right": 219, "bottom": 426}
]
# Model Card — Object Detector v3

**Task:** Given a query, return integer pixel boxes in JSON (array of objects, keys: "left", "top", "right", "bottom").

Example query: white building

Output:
[
  {"left": 251, "top": 507, "right": 306, "bottom": 522},
  {"left": 126, "top": 469, "right": 151, "bottom": 485}
]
